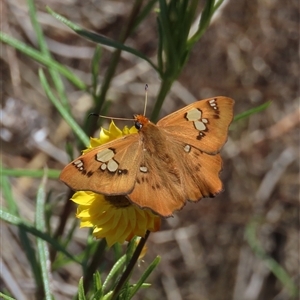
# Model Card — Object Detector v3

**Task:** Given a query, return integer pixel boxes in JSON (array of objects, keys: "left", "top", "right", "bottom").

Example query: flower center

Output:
[{"left": 104, "top": 195, "right": 132, "bottom": 208}]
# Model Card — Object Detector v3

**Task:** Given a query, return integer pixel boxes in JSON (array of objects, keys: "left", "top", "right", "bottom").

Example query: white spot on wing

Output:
[
  {"left": 140, "top": 166, "right": 148, "bottom": 173},
  {"left": 186, "top": 108, "right": 202, "bottom": 121},
  {"left": 184, "top": 145, "right": 191, "bottom": 153},
  {"left": 107, "top": 160, "right": 118, "bottom": 172},
  {"left": 96, "top": 149, "right": 114, "bottom": 162},
  {"left": 209, "top": 99, "right": 218, "bottom": 109},
  {"left": 194, "top": 120, "right": 206, "bottom": 131},
  {"left": 74, "top": 160, "right": 84, "bottom": 171}
]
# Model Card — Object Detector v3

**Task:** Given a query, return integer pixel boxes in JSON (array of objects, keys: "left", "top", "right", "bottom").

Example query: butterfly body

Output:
[{"left": 60, "top": 97, "right": 234, "bottom": 217}]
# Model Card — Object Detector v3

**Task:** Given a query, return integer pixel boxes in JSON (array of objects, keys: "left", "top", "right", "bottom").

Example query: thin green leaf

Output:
[
  {"left": 1, "top": 168, "right": 60, "bottom": 179},
  {"left": 111, "top": 232, "right": 150, "bottom": 300},
  {"left": 126, "top": 237, "right": 139, "bottom": 265},
  {"left": 113, "top": 243, "right": 123, "bottom": 262},
  {"left": 92, "top": 271, "right": 103, "bottom": 299},
  {"left": 187, "top": 0, "right": 215, "bottom": 48},
  {"left": 102, "top": 291, "right": 113, "bottom": 300},
  {"left": 177, "top": 0, "right": 197, "bottom": 56},
  {"left": 1, "top": 175, "right": 42, "bottom": 287},
  {"left": 27, "top": 0, "right": 48, "bottom": 54},
  {"left": 78, "top": 277, "right": 86, "bottom": 300},
  {"left": 0, "top": 209, "right": 80, "bottom": 263},
  {"left": 150, "top": 77, "right": 174, "bottom": 122},
  {"left": 132, "top": 0, "right": 157, "bottom": 30},
  {"left": 81, "top": 234, "right": 99, "bottom": 273},
  {"left": 27, "top": 0, "right": 70, "bottom": 111},
  {"left": 199, "top": 0, "right": 215, "bottom": 29},
  {"left": 35, "top": 171, "right": 53, "bottom": 300},
  {"left": 130, "top": 256, "right": 161, "bottom": 297},
  {"left": 102, "top": 255, "right": 127, "bottom": 292},
  {"left": 156, "top": 16, "right": 164, "bottom": 74},
  {"left": 213, "top": 0, "right": 225, "bottom": 13},
  {"left": 39, "top": 68, "right": 90, "bottom": 147},
  {"left": 234, "top": 101, "right": 271, "bottom": 122},
  {"left": 246, "top": 220, "right": 298, "bottom": 298},
  {"left": 61, "top": 217, "right": 78, "bottom": 249},
  {"left": 0, "top": 32, "right": 86, "bottom": 90},
  {"left": 0, "top": 293, "right": 16, "bottom": 300},
  {"left": 158, "top": 0, "right": 177, "bottom": 69},
  {"left": 91, "top": 45, "right": 102, "bottom": 97},
  {"left": 19, "top": 227, "right": 42, "bottom": 289},
  {"left": 93, "top": 271, "right": 102, "bottom": 292},
  {"left": 46, "top": 7, "right": 159, "bottom": 74},
  {"left": 0, "top": 175, "right": 18, "bottom": 214},
  {"left": 82, "top": 238, "right": 107, "bottom": 293},
  {"left": 122, "top": 281, "right": 131, "bottom": 300}
]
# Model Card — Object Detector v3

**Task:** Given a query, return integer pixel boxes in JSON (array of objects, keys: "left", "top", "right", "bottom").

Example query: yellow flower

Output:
[
  {"left": 83, "top": 121, "right": 138, "bottom": 153},
  {"left": 72, "top": 121, "right": 161, "bottom": 247}
]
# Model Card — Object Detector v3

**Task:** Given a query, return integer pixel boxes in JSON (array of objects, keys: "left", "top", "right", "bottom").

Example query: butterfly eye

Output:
[{"left": 135, "top": 121, "right": 143, "bottom": 130}]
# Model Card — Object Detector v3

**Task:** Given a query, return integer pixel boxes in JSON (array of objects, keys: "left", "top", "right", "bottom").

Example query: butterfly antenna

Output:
[
  {"left": 88, "top": 113, "right": 134, "bottom": 121},
  {"left": 143, "top": 84, "right": 148, "bottom": 116}
]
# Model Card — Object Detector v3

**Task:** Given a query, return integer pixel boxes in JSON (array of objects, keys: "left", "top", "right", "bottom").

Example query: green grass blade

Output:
[
  {"left": 234, "top": 101, "right": 271, "bottom": 122},
  {"left": 0, "top": 209, "right": 80, "bottom": 263},
  {"left": 0, "top": 32, "right": 86, "bottom": 90},
  {"left": 0, "top": 293, "right": 16, "bottom": 300},
  {"left": 91, "top": 45, "right": 102, "bottom": 97},
  {"left": 92, "top": 271, "right": 103, "bottom": 299},
  {"left": 102, "top": 255, "right": 126, "bottom": 292},
  {"left": 39, "top": 68, "right": 90, "bottom": 147},
  {"left": 27, "top": 0, "right": 70, "bottom": 111},
  {"left": 246, "top": 220, "right": 298, "bottom": 297},
  {"left": 129, "top": 256, "right": 161, "bottom": 297},
  {"left": 213, "top": 0, "right": 225, "bottom": 13},
  {"left": 158, "top": 0, "right": 177, "bottom": 69},
  {"left": 77, "top": 277, "right": 86, "bottom": 300},
  {"left": 156, "top": 16, "right": 164, "bottom": 74},
  {"left": 0, "top": 175, "right": 18, "bottom": 214},
  {"left": 1, "top": 168, "right": 60, "bottom": 179},
  {"left": 132, "top": 0, "right": 157, "bottom": 30},
  {"left": 35, "top": 172, "right": 53, "bottom": 300},
  {"left": 1, "top": 174, "right": 42, "bottom": 287},
  {"left": 187, "top": 0, "right": 215, "bottom": 47},
  {"left": 102, "top": 291, "right": 113, "bottom": 300},
  {"left": 46, "top": 7, "right": 159, "bottom": 74},
  {"left": 27, "top": 0, "right": 48, "bottom": 54}
]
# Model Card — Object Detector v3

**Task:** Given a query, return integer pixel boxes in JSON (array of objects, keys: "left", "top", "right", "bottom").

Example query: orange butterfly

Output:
[{"left": 60, "top": 97, "right": 234, "bottom": 217}]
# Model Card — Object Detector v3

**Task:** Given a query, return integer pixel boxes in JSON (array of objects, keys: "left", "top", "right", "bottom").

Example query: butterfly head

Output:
[{"left": 134, "top": 114, "right": 150, "bottom": 130}]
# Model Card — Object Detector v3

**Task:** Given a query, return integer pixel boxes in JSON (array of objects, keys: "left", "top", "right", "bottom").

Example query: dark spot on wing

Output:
[
  {"left": 117, "top": 169, "right": 129, "bottom": 175},
  {"left": 86, "top": 171, "right": 93, "bottom": 177}
]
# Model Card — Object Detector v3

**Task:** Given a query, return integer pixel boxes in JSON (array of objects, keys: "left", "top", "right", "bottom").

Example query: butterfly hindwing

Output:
[
  {"left": 127, "top": 133, "right": 223, "bottom": 216},
  {"left": 157, "top": 97, "right": 234, "bottom": 154},
  {"left": 60, "top": 134, "right": 142, "bottom": 195}
]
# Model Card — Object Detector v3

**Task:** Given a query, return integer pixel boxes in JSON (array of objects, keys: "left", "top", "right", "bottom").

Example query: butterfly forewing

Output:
[
  {"left": 60, "top": 134, "right": 142, "bottom": 195},
  {"left": 157, "top": 97, "right": 234, "bottom": 154}
]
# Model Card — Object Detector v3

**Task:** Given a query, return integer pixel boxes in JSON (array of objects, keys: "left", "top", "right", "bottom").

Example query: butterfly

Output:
[{"left": 60, "top": 97, "right": 234, "bottom": 217}]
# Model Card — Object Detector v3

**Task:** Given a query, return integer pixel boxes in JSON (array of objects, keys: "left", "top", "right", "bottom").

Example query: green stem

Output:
[
  {"left": 0, "top": 32, "right": 86, "bottom": 90},
  {"left": 150, "top": 77, "right": 174, "bottom": 122},
  {"left": 82, "top": 239, "right": 107, "bottom": 293},
  {"left": 111, "top": 231, "right": 150, "bottom": 300},
  {"left": 84, "top": 0, "right": 143, "bottom": 138}
]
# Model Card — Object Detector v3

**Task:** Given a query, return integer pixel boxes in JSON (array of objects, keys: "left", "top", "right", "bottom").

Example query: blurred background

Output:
[{"left": 1, "top": 0, "right": 299, "bottom": 299}]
